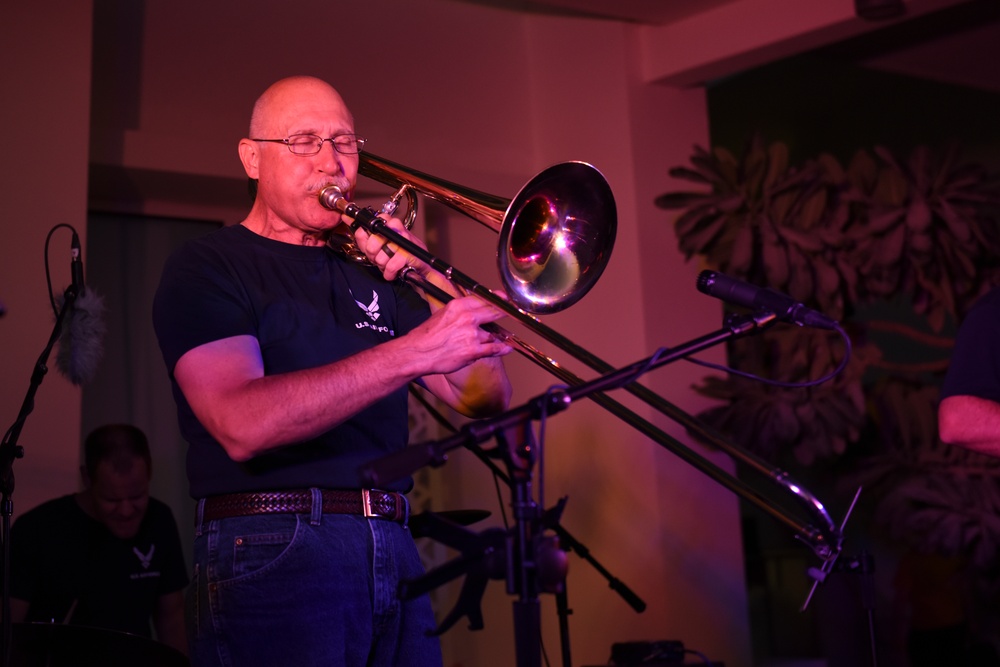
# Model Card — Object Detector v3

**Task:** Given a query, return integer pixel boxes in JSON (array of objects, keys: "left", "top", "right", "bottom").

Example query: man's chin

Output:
[
  {"left": 330, "top": 220, "right": 352, "bottom": 236},
  {"left": 107, "top": 523, "right": 141, "bottom": 540},
  {"left": 323, "top": 222, "right": 354, "bottom": 244}
]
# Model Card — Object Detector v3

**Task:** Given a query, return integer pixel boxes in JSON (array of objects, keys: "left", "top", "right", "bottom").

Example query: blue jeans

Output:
[{"left": 188, "top": 494, "right": 443, "bottom": 667}]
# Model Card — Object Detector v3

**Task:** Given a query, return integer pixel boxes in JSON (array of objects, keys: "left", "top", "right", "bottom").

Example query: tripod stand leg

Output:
[
  {"left": 556, "top": 588, "right": 572, "bottom": 667},
  {"left": 513, "top": 599, "right": 541, "bottom": 667}
]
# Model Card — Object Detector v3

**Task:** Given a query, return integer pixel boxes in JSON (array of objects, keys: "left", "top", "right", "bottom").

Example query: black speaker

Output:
[
  {"left": 611, "top": 640, "right": 685, "bottom": 665},
  {"left": 854, "top": 0, "right": 906, "bottom": 20}
]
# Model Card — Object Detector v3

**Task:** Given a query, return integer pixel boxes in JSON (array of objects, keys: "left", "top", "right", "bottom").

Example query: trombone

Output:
[{"left": 319, "top": 152, "right": 843, "bottom": 561}]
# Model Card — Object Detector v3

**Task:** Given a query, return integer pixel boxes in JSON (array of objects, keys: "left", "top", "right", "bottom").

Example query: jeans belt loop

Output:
[
  {"left": 309, "top": 487, "right": 323, "bottom": 526},
  {"left": 194, "top": 498, "right": 207, "bottom": 536}
]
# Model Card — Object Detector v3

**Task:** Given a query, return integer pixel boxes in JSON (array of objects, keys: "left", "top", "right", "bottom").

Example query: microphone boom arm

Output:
[{"left": 359, "top": 306, "right": 841, "bottom": 557}]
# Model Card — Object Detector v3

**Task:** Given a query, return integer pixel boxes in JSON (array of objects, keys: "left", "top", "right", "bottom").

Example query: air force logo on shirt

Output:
[
  {"left": 354, "top": 289, "right": 394, "bottom": 336},
  {"left": 356, "top": 290, "right": 381, "bottom": 321},
  {"left": 130, "top": 544, "right": 161, "bottom": 580},
  {"left": 133, "top": 545, "right": 155, "bottom": 569}
]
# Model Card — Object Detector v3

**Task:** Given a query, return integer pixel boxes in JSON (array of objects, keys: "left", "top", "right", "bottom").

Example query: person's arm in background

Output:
[
  {"left": 939, "top": 395, "right": 1000, "bottom": 456},
  {"left": 939, "top": 287, "right": 1000, "bottom": 456},
  {"left": 152, "top": 590, "right": 188, "bottom": 656}
]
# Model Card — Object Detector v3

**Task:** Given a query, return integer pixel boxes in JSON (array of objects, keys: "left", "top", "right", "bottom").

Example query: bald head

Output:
[
  {"left": 238, "top": 75, "right": 361, "bottom": 244},
  {"left": 249, "top": 76, "right": 353, "bottom": 138}
]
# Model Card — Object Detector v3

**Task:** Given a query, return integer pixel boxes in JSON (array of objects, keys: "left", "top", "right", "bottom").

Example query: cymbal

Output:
[{"left": 10, "top": 622, "right": 189, "bottom": 667}]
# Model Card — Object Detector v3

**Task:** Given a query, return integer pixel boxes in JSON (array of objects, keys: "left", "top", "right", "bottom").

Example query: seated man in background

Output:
[{"left": 8, "top": 423, "right": 189, "bottom": 655}]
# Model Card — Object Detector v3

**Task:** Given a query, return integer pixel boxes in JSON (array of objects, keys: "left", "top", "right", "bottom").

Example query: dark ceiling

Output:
[{"left": 453, "top": 0, "right": 1000, "bottom": 94}]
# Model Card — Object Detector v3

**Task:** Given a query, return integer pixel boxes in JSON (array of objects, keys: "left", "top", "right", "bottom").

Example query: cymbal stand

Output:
[{"left": 799, "top": 487, "right": 875, "bottom": 665}]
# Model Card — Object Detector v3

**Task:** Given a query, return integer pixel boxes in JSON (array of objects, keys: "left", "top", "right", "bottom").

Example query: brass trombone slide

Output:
[{"left": 319, "top": 153, "right": 842, "bottom": 559}]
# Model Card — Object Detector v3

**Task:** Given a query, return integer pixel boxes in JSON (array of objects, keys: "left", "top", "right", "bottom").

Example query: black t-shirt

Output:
[
  {"left": 152, "top": 224, "right": 431, "bottom": 497},
  {"left": 942, "top": 286, "right": 1000, "bottom": 403},
  {"left": 9, "top": 494, "right": 189, "bottom": 638}
]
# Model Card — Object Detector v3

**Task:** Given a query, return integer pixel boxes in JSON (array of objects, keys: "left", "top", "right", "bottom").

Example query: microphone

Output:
[
  {"left": 56, "top": 230, "right": 106, "bottom": 385},
  {"left": 696, "top": 270, "right": 838, "bottom": 330}
]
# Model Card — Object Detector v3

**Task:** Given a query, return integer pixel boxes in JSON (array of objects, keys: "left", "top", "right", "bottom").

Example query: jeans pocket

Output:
[{"left": 231, "top": 528, "right": 296, "bottom": 578}]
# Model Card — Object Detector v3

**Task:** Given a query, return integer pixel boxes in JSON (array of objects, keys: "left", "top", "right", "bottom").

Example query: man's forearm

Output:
[{"left": 939, "top": 395, "right": 1000, "bottom": 456}]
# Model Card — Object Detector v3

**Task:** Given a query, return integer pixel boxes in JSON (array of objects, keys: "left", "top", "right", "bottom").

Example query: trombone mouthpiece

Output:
[{"left": 318, "top": 185, "right": 345, "bottom": 211}]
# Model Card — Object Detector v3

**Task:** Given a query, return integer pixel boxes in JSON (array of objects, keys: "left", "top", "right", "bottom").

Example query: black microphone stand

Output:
[
  {"left": 362, "top": 312, "right": 775, "bottom": 667},
  {"left": 502, "top": 421, "right": 547, "bottom": 667},
  {"left": 360, "top": 311, "right": 776, "bottom": 490},
  {"left": 400, "top": 436, "right": 644, "bottom": 667},
  {"left": 0, "top": 282, "right": 78, "bottom": 667}
]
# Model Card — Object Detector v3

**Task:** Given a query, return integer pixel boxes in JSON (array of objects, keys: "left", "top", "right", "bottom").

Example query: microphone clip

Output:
[{"left": 723, "top": 310, "right": 778, "bottom": 336}]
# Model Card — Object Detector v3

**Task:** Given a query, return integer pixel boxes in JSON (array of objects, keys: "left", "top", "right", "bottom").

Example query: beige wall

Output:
[
  {"left": 0, "top": 2, "right": 94, "bottom": 520},
  {"left": 0, "top": 1, "right": 806, "bottom": 665}
]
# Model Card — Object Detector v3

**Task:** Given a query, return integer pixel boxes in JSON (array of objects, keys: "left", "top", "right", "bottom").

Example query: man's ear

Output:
[
  {"left": 79, "top": 465, "right": 91, "bottom": 489},
  {"left": 238, "top": 138, "right": 260, "bottom": 179}
]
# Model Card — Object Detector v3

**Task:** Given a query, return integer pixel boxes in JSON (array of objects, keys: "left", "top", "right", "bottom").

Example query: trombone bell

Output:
[
  {"left": 501, "top": 161, "right": 616, "bottom": 313},
  {"left": 359, "top": 153, "right": 617, "bottom": 315}
]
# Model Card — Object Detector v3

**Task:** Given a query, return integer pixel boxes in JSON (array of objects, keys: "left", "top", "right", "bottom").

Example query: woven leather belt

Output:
[{"left": 201, "top": 489, "right": 408, "bottom": 523}]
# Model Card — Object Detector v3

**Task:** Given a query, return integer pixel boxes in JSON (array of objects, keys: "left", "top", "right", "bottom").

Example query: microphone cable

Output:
[{"left": 43, "top": 223, "right": 79, "bottom": 316}]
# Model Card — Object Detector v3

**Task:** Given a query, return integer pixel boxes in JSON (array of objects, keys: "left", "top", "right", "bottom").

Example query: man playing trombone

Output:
[{"left": 153, "top": 75, "right": 512, "bottom": 667}]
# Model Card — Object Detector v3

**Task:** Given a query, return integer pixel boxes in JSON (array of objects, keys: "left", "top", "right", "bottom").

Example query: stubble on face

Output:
[
  {"left": 244, "top": 77, "right": 359, "bottom": 246},
  {"left": 79, "top": 458, "right": 151, "bottom": 540}
]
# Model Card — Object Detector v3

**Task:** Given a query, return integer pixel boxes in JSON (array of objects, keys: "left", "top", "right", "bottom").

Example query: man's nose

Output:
[{"left": 317, "top": 141, "right": 344, "bottom": 172}]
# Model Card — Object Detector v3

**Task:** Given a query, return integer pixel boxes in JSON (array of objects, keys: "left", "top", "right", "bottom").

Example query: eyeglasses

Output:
[{"left": 251, "top": 133, "right": 366, "bottom": 156}]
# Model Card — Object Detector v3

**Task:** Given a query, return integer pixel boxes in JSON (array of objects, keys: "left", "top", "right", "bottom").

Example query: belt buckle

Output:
[{"left": 361, "top": 489, "right": 376, "bottom": 518}]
